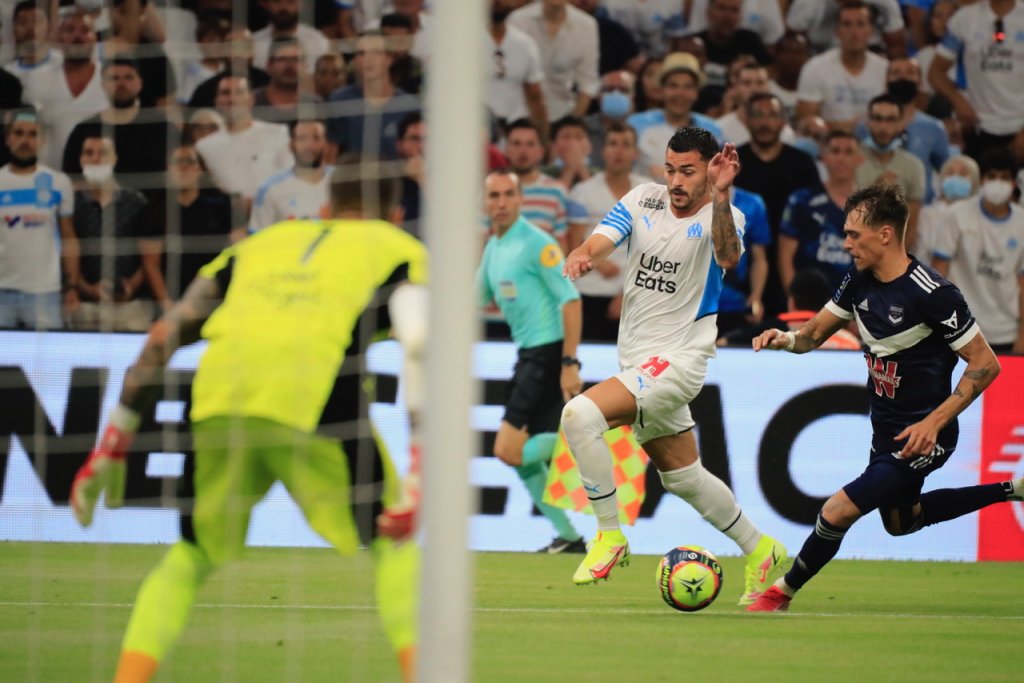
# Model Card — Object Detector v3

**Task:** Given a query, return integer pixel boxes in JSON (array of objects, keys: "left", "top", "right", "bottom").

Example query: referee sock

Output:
[
  {"left": 784, "top": 513, "right": 849, "bottom": 593},
  {"left": 516, "top": 461, "right": 581, "bottom": 541},
  {"left": 918, "top": 483, "right": 1008, "bottom": 528},
  {"left": 561, "top": 395, "right": 619, "bottom": 532},
  {"left": 119, "top": 541, "right": 213, "bottom": 680},
  {"left": 659, "top": 460, "right": 761, "bottom": 555},
  {"left": 521, "top": 433, "right": 558, "bottom": 466}
]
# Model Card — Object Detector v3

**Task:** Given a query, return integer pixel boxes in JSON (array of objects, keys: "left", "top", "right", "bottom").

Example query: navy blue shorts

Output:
[
  {"left": 843, "top": 445, "right": 953, "bottom": 515},
  {"left": 504, "top": 341, "right": 564, "bottom": 435}
]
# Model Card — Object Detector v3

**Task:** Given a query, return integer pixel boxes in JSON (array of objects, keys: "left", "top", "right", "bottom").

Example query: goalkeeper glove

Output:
[
  {"left": 70, "top": 406, "right": 139, "bottom": 527},
  {"left": 377, "top": 444, "right": 421, "bottom": 542}
]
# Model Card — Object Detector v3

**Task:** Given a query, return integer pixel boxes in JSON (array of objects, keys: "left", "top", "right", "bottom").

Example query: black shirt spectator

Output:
[
  {"left": 0, "top": 71, "right": 24, "bottom": 167},
  {"left": 188, "top": 67, "right": 271, "bottom": 109},
  {"left": 73, "top": 187, "right": 150, "bottom": 292}
]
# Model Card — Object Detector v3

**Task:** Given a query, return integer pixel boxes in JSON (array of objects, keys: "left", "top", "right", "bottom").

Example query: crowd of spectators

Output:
[{"left": 0, "top": 0, "right": 1022, "bottom": 354}]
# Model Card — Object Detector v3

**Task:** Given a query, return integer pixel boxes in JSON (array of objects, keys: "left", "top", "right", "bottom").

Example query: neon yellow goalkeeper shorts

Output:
[{"left": 186, "top": 416, "right": 398, "bottom": 566}]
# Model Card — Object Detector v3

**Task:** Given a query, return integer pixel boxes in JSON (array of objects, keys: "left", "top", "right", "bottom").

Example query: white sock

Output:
[
  {"left": 561, "top": 395, "right": 618, "bottom": 532},
  {"left": 658, "top": 460, "right": 761, "bottom": 555}
]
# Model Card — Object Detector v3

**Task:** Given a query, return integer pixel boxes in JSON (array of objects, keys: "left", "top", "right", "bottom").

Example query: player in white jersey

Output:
[
  {"left": 248, "top": 120, "right": 331, "bottom": 233},
  {"left": 561, "top": 127, "right": 787, "bottom": 603},
  {"left": 0, "top": 107, "right": 80, "bottom": 330}
]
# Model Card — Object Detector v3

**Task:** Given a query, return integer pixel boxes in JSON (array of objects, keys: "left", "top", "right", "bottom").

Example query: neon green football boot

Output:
[
  {"left": 739, "top": 535, "right": 788, "bottom": 605},
  {"left": 572, "top": 530, "right": 631, "bottom": 585}
]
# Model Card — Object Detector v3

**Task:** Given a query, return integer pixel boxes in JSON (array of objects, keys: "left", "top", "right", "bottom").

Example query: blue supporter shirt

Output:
[
  {"left": 626, "top": 109, "right": 723, "bottom": 142},
  {"left": 477, "top": 217, "right": 580, "bottom": 349},
  {"left": 780, "top": 185, "right": 852, "bottom": 288},
  {"left": 720, "top": 188, "right": 771, "bottom": 313}
]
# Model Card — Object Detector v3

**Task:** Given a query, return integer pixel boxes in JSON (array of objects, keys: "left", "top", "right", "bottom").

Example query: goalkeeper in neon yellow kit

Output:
[{"left": 70, "top": 164, "right": 428, "bottom": 683}]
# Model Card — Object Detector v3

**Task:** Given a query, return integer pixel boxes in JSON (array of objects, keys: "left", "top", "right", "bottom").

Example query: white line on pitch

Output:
[{"left": 2, "top": 600, "right": 1022, "bottom": 621}]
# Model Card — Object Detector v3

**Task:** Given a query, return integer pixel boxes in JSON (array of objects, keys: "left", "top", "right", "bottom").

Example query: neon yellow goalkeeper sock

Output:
[
  {"left": 120, "top": 541, "right": 213, "bottom": 668},
  {"left": 373, "top": 537, "right": 419, "bottom": 655}
]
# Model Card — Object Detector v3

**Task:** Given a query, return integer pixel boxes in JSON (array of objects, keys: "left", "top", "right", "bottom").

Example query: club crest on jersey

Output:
[
  {"left": 687, "top": 223, "right": 703, "bottom": 239},
  {"left": 887, "top": 305, "right": 904, "bottom": 325},
  {"left": 866, "top": 355, "right": 901, "bottom": 399}
]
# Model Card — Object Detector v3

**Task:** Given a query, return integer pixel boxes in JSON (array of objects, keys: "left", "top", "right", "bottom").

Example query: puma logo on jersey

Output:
[{"left": 940, "top": 311, "right": 958, "bottom": 329}]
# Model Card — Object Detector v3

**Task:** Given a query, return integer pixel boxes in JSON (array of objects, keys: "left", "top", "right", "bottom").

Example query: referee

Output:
[
  {"left": 478, "top": 169, "right": 586, "bottom": 553},
  {"left": 71, "top": 163, "right": 427, "bottom": 683}
]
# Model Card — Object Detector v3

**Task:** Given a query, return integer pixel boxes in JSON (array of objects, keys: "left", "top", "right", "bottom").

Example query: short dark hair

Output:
[
  {"left": 844, "top": 183, "right": 909, "bottom": 242},
  {"left": 868, "top": 93, "right": 903, "bottom": 115},
  {"left": 329, "top": 157, "right": 401, "bottom": 218},
  {"left": 288, "top": 119, "right": 325, "bottom": 137},
  {"left": 398, "top": 111, "right": 423, "bottom": 140},
  {"left": 978, "top": 147, "right": 1017, "bottom": 177},
  {"left": 380, "top": 12, "right": 414, "bottom": 31},
  {"left": 486, "top": 167, "right": 522, "bottom": 192},
  {"left": 13, "top": 0, "right": 45, "bottom": 20},
  {"left": 102, "top": 56, "right": 141, "bottom": 75},
  {"left": 550, "top": 115, "right": 587, "bottom": 141},
  {"left": 789, "top": 269, "right": 833, "bottom": 311},
  {"left": 838, "top": 0, "right": 871, "bottom": 20},
  {"left": 745, "top": 91, "right": 783, "bottom": 116},
  {"left": 825, "top": 129, "right": 858, "bottom": 145},
  {"left": 268, "top": 37, "right": 301, "bottom": 60},
  {"left": 505, "top": 118, "right": 544, "bottom": 144},
  {"left": 604, "top": 120, "right": 637, "bottom": 145},
  {"left": 666, "top": 126, "right": 719, "bottom": 160}
]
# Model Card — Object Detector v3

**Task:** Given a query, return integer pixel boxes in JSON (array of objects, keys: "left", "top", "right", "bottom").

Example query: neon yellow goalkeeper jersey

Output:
[{"left": 190, "top": 218, "right": 428, "bottom": 433}]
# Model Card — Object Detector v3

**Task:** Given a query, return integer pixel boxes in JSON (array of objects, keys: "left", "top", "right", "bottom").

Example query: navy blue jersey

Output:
[
  {"left": 779, "top": 185, "right": 851, "bottom": 289},
  {"left": 826, "top": 257, "right": 980, "bottom": 453}
]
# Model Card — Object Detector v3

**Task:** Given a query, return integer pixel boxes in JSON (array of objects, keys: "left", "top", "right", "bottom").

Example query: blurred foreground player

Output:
[
  {"left": 70, "top": 163, "right": 428, "bottom": 681},
  {"left": 750, "top": 184, "right": 1024, "bottom": 612}
]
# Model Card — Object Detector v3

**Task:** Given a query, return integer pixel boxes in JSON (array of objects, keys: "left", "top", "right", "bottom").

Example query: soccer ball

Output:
[{"left": 656, "top": 546, "right": 723, "bottom": 612}]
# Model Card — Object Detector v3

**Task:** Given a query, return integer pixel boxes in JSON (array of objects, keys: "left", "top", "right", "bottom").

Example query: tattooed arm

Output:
[
  {"left": 752, "top": 306, "right": 848, "bottom": 354},
  {"left": 707, "top": 142, "right": 743, "bottom": 270},
  {"left": 893, "top": 333, "right": 1001, "bottom": 457},
  {"left": 119, "top": 275, "right": 224, "bottom": 414}
]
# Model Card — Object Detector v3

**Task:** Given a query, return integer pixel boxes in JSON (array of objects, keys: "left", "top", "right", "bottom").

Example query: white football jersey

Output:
[
  {"left": 249, "top": 168, "right": 331, "bottom": 233},
  {"left": 592, "top": 182, "right": 746, "bottom": 368}
]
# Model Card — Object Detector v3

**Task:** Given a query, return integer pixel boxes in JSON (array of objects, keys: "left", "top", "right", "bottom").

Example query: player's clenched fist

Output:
[
  {"left": 752, "top": 328, "right": 795, "bottom": 352},
  {"left": 563, "top": 249, "right": 594, "bottom": 281}
]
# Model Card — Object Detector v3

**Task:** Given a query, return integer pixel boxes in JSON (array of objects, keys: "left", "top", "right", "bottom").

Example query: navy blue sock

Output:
[
  {"left": 919, "top": 483, "right": 1007, "bottom": 528},
  {"left": 784, "top": 513, "right": 849, "bottom": 592}
]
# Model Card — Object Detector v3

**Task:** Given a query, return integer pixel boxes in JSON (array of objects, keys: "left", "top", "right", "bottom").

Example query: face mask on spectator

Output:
[
  {"left": 941, "top": 175, "right": 972, "bottom": 201},
  {"left": 887, "top": 80, "right": 918, "bottom": 105},
  {"left": 791, "top": 136, "right": 819, "bottom": 159},
  {"left": 82, "top": 164, "right": 114, "bottom": 185},
  {"left": 980, "top": 179, "right": 1014, "bottom": 205},
  {"left": 600, "top": 91, "right": 631, "bottom": 119},
  {"left": 863, "top": 136, "right": 902, "bottom": 154}
]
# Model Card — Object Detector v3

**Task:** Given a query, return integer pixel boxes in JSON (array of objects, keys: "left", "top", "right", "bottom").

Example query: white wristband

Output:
[
  {"left": 109, "top": 404, "right": 141, "bottom": 432},
  {"left": 781, "top": 331, "right": 796, "bottom": 352}
]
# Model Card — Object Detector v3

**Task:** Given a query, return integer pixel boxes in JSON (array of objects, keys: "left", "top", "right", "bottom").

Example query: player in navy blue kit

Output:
[{"left": 747, "top": 183, "right": 1024, "bottom": 612}]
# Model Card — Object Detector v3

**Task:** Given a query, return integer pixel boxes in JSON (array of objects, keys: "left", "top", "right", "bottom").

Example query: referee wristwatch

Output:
[{"left": 561, "top": 356, "right": 581, "bottom": 369}]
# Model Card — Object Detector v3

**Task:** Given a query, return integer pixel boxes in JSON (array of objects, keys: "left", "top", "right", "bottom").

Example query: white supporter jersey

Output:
[
  {"left": 0, "top": 165, "right": 74, "bottom": 293},
  {"left": 249, "top": 168, "right": 331, "bottom": 232},
  {"left": 593, "top": 183, "right": 746, "bottom": 368}
]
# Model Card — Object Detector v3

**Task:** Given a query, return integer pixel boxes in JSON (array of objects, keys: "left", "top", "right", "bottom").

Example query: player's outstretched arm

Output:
[
  {"left": 563, "top": 233, "right": 616, "bottom": 281},
  {"left": 708, "top": 143, "right": 742, "bottom": 270},
  {"left": 752, "top": 306, "right": 847, "bottom": 354},
  {"left": 71, "top": 274, "right": 224, "bottom": 526},
  {"left": 894, "top": 333, "right": 1001, "bottom": 458}
]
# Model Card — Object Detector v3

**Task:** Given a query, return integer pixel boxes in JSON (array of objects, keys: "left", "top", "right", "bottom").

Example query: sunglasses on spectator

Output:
[{"left": 493, "top": 49, "right": 506, "bottom": 79}]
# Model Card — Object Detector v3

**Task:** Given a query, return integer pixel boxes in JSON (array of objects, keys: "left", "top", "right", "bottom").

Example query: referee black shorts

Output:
[{"left": 504, "top": 340, "right": 564, "bottom": 436}]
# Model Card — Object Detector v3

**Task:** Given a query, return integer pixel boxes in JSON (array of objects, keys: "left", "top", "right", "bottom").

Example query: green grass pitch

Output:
[{"left": 1, "top": 542, "right": 1021, "bottom": 682}]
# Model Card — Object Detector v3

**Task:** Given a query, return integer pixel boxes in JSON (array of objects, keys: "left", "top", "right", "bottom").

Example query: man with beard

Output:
[
  {"left": 252, "top": 0, "right": 330, "bottom": 75},
  {"left": 561, "top": 128, "right": 788, "bottom": 600},
  {"left": 62, "top": 58, "right": 175, "bottom": 191},
  {"left": 4, "top": 0, "right": 63, "bottom": 88},
  {"left": 0, "top": 108, "right": 80, "bottom": 330},
  {"left": 735, "top": 93, "right": 820, "bottom": 315},
  {"left": 252, "top": 38, "right": 323, "bottom": 127},
  {"left": 855, "top": 58, "right": 948, "bottom": 204},
  {"left": 187, "top": 26, "right": 271, "bottom": 110},
  {"left": 249, "top": 120, "right": 331, "bottom": 233},
  {"left": 22, "top": 9, "right": 108, "bottom": 170},
  {"left": 854, "top": 95, "right": 925, "bottom": 246},
  {"left": 503, "top": 118, "right": 573, "bottom": 251}
]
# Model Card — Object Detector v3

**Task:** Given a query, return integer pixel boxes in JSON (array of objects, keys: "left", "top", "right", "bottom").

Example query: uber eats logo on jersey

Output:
[{"left": 636, "top": 252, "right": 679, "bottom": 293}]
